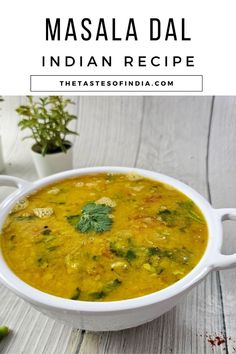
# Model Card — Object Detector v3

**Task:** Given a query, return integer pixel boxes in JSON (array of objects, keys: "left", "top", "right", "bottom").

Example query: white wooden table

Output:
[{"left": 0, "top": 96, "right": 236, "bottom": 354}]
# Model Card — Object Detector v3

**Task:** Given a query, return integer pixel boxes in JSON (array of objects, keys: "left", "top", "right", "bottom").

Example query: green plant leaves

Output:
[{"left": 16, "top": 96, "right": 78, "bottom": 156}]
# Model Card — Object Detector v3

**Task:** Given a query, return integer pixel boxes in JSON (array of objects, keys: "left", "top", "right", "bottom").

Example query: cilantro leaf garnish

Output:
[{"left": 67, "top": 202, "right": 113, "bottom": 233}]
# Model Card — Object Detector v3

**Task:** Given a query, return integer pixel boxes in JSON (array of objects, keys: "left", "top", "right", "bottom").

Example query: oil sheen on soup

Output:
[{"left": 1, "top": 173, "right": 208, "bottom": 301}]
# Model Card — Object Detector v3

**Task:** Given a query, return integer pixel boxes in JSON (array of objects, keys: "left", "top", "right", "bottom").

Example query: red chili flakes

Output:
[
  {"left": 144, "top": 195, "right": 161, "bottom": 203},
  {"left": 197, "top": 332, "right": 236, "bottom": 351},
  {"left": 207, "top": 335, "right": 225, "bottom": 347}
]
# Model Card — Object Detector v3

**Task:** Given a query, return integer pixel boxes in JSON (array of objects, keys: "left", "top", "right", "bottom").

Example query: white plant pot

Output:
[{"left": 31, "top": 146, "right": 73, "bottom": 178}]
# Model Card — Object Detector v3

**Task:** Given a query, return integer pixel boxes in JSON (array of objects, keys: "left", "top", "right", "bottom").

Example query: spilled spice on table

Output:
[
  {"left": 207, "top": 335, "right": 225, "bottom": 348},
  {"left": 197, "top": 332, "right": 236, "bottom": 351}
]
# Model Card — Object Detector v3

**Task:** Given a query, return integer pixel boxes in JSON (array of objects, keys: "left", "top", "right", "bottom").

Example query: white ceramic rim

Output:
[{"left": 0, "top": 166, "right": 235, "bottom": 313}]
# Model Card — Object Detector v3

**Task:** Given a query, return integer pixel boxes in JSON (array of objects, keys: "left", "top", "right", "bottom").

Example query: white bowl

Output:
[{"left": 0, "top": 167, "right": 236, "bottom": 331}]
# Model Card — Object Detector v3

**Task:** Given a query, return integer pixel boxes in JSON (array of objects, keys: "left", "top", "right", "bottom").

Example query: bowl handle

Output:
[
  {"left": 212, "top": 208, "right": 236, "bottom": 270},
  {"left": 0, "top": 175, "right": 32, "bottom": 190}
]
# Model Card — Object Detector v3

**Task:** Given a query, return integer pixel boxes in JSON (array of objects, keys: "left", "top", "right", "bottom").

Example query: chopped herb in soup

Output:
[{"left": 0, "top": 173, "right": 208, "bottom": 301}]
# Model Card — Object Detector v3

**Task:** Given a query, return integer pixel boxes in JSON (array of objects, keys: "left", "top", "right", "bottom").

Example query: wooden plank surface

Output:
[
  {"left": 73, "top": 96, "right": 144, "bottom": 167},
  {"left": 0, "top": 96, "right": 235, "bottom": 354}
]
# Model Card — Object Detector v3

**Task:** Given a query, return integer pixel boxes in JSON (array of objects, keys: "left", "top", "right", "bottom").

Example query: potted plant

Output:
[
  {"left": 0, "top": 96, "right": 5, "bottom": 172},
  {"left": 16, "top": 96, "right": 78, "bottom": 178}
]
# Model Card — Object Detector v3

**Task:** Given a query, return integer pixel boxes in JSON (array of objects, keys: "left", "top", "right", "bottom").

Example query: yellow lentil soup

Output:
[{"left": 1, "top": 173, "right": 208, "bottom": 301}]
